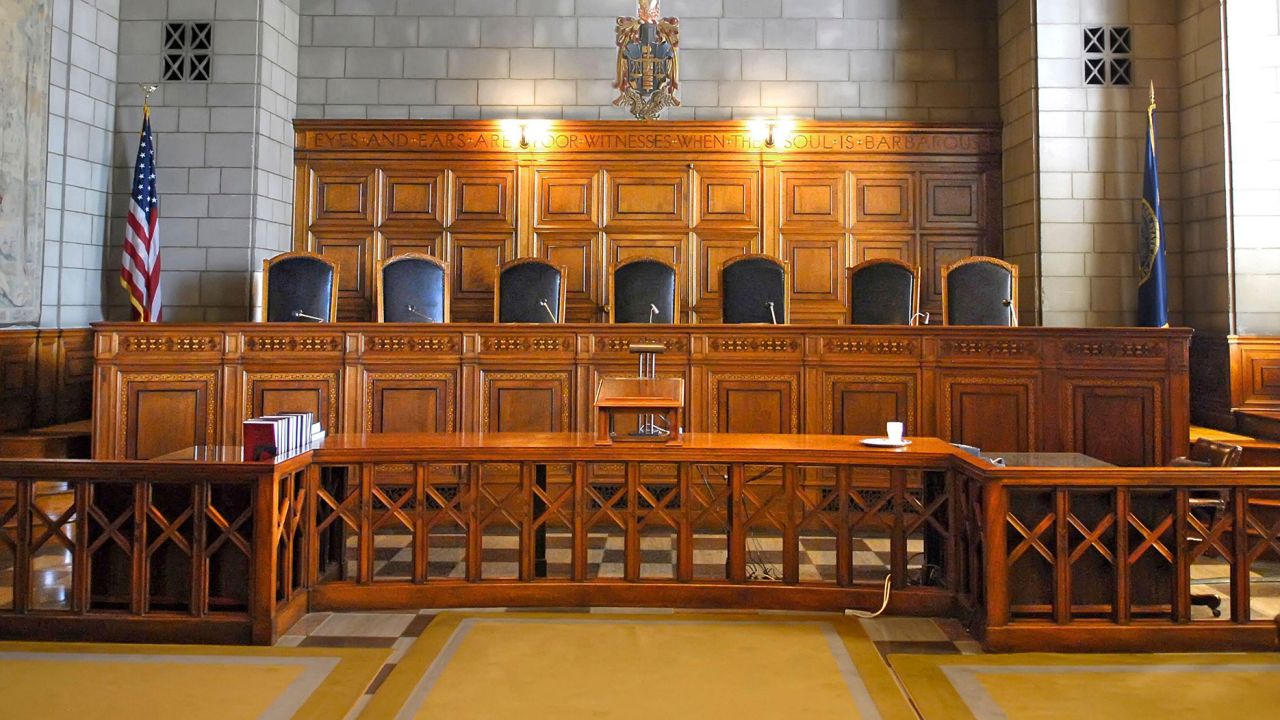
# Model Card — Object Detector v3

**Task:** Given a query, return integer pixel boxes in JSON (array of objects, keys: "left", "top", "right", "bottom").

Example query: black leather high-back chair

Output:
[
  {"left": 848, "top": 258, "right": 920, "bottom": 325},
  {"left": 377, "top": 254, "right": 449, "bottom": 323},
  {"left": 721, "top": 254, "right": 787, "bottom": 324},
  {"left": 942, "top": 256, "right": 1018, "bottom": 327},
  {"left": 610, "top": 258, "right": 679, "bottom": 324},
  {"left": 495, "top": 258, "right": 567, "bottom": 323},
  {"left": 263, "top": 252, "right": 338, "bottom": 323}
]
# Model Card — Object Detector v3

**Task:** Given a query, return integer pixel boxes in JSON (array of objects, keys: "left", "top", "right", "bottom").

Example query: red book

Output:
[{"left": 242, "top": 419, "right": 279, "bottom": 461}]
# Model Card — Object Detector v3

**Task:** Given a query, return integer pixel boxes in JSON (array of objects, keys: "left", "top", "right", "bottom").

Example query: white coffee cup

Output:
[{"left": 886, "top": 421, "right": 904, "bottom": 443}]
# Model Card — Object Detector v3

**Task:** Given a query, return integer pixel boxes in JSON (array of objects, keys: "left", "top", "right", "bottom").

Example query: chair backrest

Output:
[
  {"left": 721, "top": 254, "right": 787, "bottom": 324},
  {"left": 378, "top": 254, "right": 449, "bottom": 323},
  {"left": 1171, "top": 438, "right": 1244, "bottom": 468},
  {"left": 263, "top": 252, "right": 337, "bottom": 323},
  {"left": 848, "top": 258, "right": 919, "bottom": 325},
  {"left": 495, "top": 259, "right": 566, "bottom": 323},
  {"left": 942, "top": 256, "right": 1018, "bottom": 326},
  {"left": 610, "top": 258, "right": 679, "bottom": 324}
]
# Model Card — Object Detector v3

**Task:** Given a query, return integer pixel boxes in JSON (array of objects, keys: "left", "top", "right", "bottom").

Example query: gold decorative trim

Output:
[
  {"left": 364, "top": 372, "right": 456, "bottom": 432},
  {"left": 480, "top": 371, "right": 572, "bottom": 431},
  {"left": 823, "top": 338, "right": 916, "bottom": 355},
  {"left": 244, "top": 335, "right": 343, "bottom": 353},
  {"left": 118, "top": 372, "right": 218, "bottom": 458},
  {"left": 822, "top": 374, "right": 917, "bottom": 434},
  {"left": 366, "top": 335, "right": 459, "bottom": 353},
  {"left": 121, "top": 335, "right": 220, "bottom": 353},
  {"left": 596, "top": 336, "right": 688, "bottom": 353},
  {"left": 707, "top": 372, "right": 800, "bottom": 433},
  {"left": 243, "top": 372, "right": 340, "bottom": 431},
  {"left": 1063, "top": 341, "right": 1162, "bottom": 358},
  {"left": 483, "top": 336, "right": 573, "bottom": 353},
  {"left": 941, "top": 340, "right": 1032, "bottom": 357},
  {"left": 709, "top": 337, "right": 799, "bottom": 353},
  {"left": 939, "top": 375, "right": 1038, "bottom": 447},
  {"left": 1060, "top": 378, "right": 1165, "bottom": 463}
]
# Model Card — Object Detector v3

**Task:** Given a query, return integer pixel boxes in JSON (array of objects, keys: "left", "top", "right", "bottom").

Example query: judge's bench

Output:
[{"left": 7, "top": 120, "right": 1277, "bottom": 656}]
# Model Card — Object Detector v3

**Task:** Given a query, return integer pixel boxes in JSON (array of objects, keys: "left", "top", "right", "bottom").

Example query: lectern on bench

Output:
[{"left": 593, "top": 343, "right": 684, "bottom": 445}]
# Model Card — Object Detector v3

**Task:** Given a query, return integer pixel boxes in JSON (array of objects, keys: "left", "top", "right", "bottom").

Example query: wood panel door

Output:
[
  {"left": 532, "top": 231, "right": 605, "bottom": 322},
  {"left": 309, "top": 165, "right": 375, "bottom": 227},
  {"left": 605, "top": 169, "right": 688, "bottom": 228},
  {"left": 1061, "top": 378, "right": 1163, "bottom": 466},
  {"left": 313, "top": 231, "right": 375, "bottom": 321},
  {"left": 922, "top": 174, "right": 983, "bottom": 229},
  {"left": 779, "top": 171, "right": 846, "bottom": 229},
  {"left": 708, "top": 371, "right": 800, "bottom": 434},
  {"left": 364, "top": 371, "right": 457, "bottom": 433},
  {"left": 535, "top": 170, "right": 600, "bottom": 228},
  {"left": 939, "top": 374, "right": 1039, "bottom": 452},
  {"left": 691, "top": 232, "right": 756, "bottom": 323},
  {"left": 480, "top": 370, "right": 572, "bottom": 432},
  {"left": 448, "top": 232, "right": 516, "bottom": 322},
  {"left": 854, "top": 175, "right": 914, "bottom": 228},
  {"left": 450, "top": 170, "right": 515, "bottom": 228},
  {"left": 695, "top": 168, "right": 759, "bottom": 228},
  {"left": 824, "top": 373, "right": 917, "bottom": 436},
  {"left": 243, "top": 371, "right": 340, "bottom": 434},
  {"left": 118, "top": 373, "right": 218, "bottom": 459}
]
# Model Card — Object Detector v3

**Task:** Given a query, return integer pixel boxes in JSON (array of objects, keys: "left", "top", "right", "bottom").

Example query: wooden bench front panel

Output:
[{"left": 92, "top": 325, "right": 1191, "bottom": 467}]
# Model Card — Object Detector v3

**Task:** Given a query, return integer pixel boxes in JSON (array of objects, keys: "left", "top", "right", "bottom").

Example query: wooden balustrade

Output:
[
  {"left": 5, "top": 433, "right": 1277, "bottom": 652},
  {"left": 975, "top": 465, "right": 1280, "bottom": 652},
  {"left": 0, "top": 455, "right": 310, "bottom": 644}
]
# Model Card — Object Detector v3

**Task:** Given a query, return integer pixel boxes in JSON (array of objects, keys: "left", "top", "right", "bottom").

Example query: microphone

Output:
[
  {"left": 910, "top": 311, "right": 931, "bottom": 326},
  {"left": 405, "top": 304, "right": 433, "bottom": 322},
  {"left": 538, "top": 298, "right": 558, "bottom": 322},
  {"left": 766, "top": 301, "right": 778, "bottom": 325},
  {"left": 291, "top": 309, "right": 324, "bottom": 322},
  {"left": 648, "top": 303, "right": 660, "bottom": 323}
]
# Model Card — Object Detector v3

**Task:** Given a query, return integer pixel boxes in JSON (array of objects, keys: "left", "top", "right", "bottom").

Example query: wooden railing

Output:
[
  {"left": 0, "top": 455, "right": 309, "bottom": 644},
  {"left": 971, "top": 466, "right": 1280, "bottom": 652},
  {"left": 307, "top": 459, "right": 964, "bottom": 616},
  {"left": 4, "top": 434, "right": 1279, "bottom": 652}
]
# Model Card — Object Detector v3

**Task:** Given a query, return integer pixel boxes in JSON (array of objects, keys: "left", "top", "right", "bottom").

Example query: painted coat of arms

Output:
[{"left": 613, "top": 0, "right": 680, "bottom": 120}]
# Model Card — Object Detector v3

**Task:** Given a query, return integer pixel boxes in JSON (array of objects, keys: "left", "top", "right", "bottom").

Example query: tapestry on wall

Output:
[{"left": 0, "top": 0, "right": 52, "bottom": 325}]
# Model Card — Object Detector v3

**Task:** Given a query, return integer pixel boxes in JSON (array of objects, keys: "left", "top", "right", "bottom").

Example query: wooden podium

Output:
[{"left": 593, "top": 377, "right": 684, "bottom": 445}]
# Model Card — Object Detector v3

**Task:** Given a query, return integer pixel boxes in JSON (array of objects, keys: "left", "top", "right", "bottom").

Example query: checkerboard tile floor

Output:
[{"left": 353, "top": 526, "right": 926, "bottom": 583}]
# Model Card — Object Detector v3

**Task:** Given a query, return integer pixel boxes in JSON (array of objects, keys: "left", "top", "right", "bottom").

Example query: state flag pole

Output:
[{"left": 1138, "top": 80, "right": 1169, "bottom": 328}]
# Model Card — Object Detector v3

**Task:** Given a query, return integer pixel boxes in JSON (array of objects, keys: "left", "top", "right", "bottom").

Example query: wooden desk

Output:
[
  {"left": 3, "top": 431, "right": 1279, "bottom": 652},
  {"left": 90, "top": 322, "right": 1191, "bottom": 467}
]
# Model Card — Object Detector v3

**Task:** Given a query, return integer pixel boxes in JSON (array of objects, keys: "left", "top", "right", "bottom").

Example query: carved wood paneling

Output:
[
  {"left": 119, "top": 373, "right": 217, "bottom": 460},
  {"left": 295, "top": 121, "right": 1002, "bottom": 321},
  {"left": 90, "top": 324, "right": 1190, "bottom": 467},
  {"left": 364, "top": 371, "right": 457, "bottom": 433},
  {"left": 480, "top": 370, "right": 572, "bottom": 432}
]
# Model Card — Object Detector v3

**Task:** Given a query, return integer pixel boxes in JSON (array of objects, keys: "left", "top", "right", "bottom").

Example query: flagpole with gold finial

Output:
[{"left": 140, "top": 83, "right": 158, "bottom": 118}]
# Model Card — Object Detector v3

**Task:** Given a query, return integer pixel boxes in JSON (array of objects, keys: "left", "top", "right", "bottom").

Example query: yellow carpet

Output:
[
  {"left": 891, "top": 652, "right": 1280, "bottom": 720},
  {"left": 0, "top": 641, "right": 388, "bottom": 720},
  {"left": 360, "top": 611, "right": 914, "bottom": 720}
]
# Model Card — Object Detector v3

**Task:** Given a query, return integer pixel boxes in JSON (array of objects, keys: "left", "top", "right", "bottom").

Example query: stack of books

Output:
[{"left": 242, "top": 412, "right": 326, "bottom": 461}]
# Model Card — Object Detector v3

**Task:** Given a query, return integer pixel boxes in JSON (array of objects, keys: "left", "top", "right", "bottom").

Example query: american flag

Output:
[{"left": 120, "top": 107, "right": 162, "bottom": 321}]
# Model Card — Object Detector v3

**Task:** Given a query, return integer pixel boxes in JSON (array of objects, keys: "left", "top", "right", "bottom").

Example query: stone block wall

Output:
[
  {"left": 1178, "top": 0, "right": 1228, "bottom": 335},
  {"left": 1033, "top": 0, "right": 1182, "bottom": 327},
  {"left": 108, "top": 0, "right": 301, "bottom": 322},
  {"left": 997, "top": 0, "right": 1040, "bottom": 325},
  {"left": 43, "top": 0, "right": 119, "bottom": 327},
  {"left": 293, "top": 0, "right": 1001, "bottom": 121}
]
